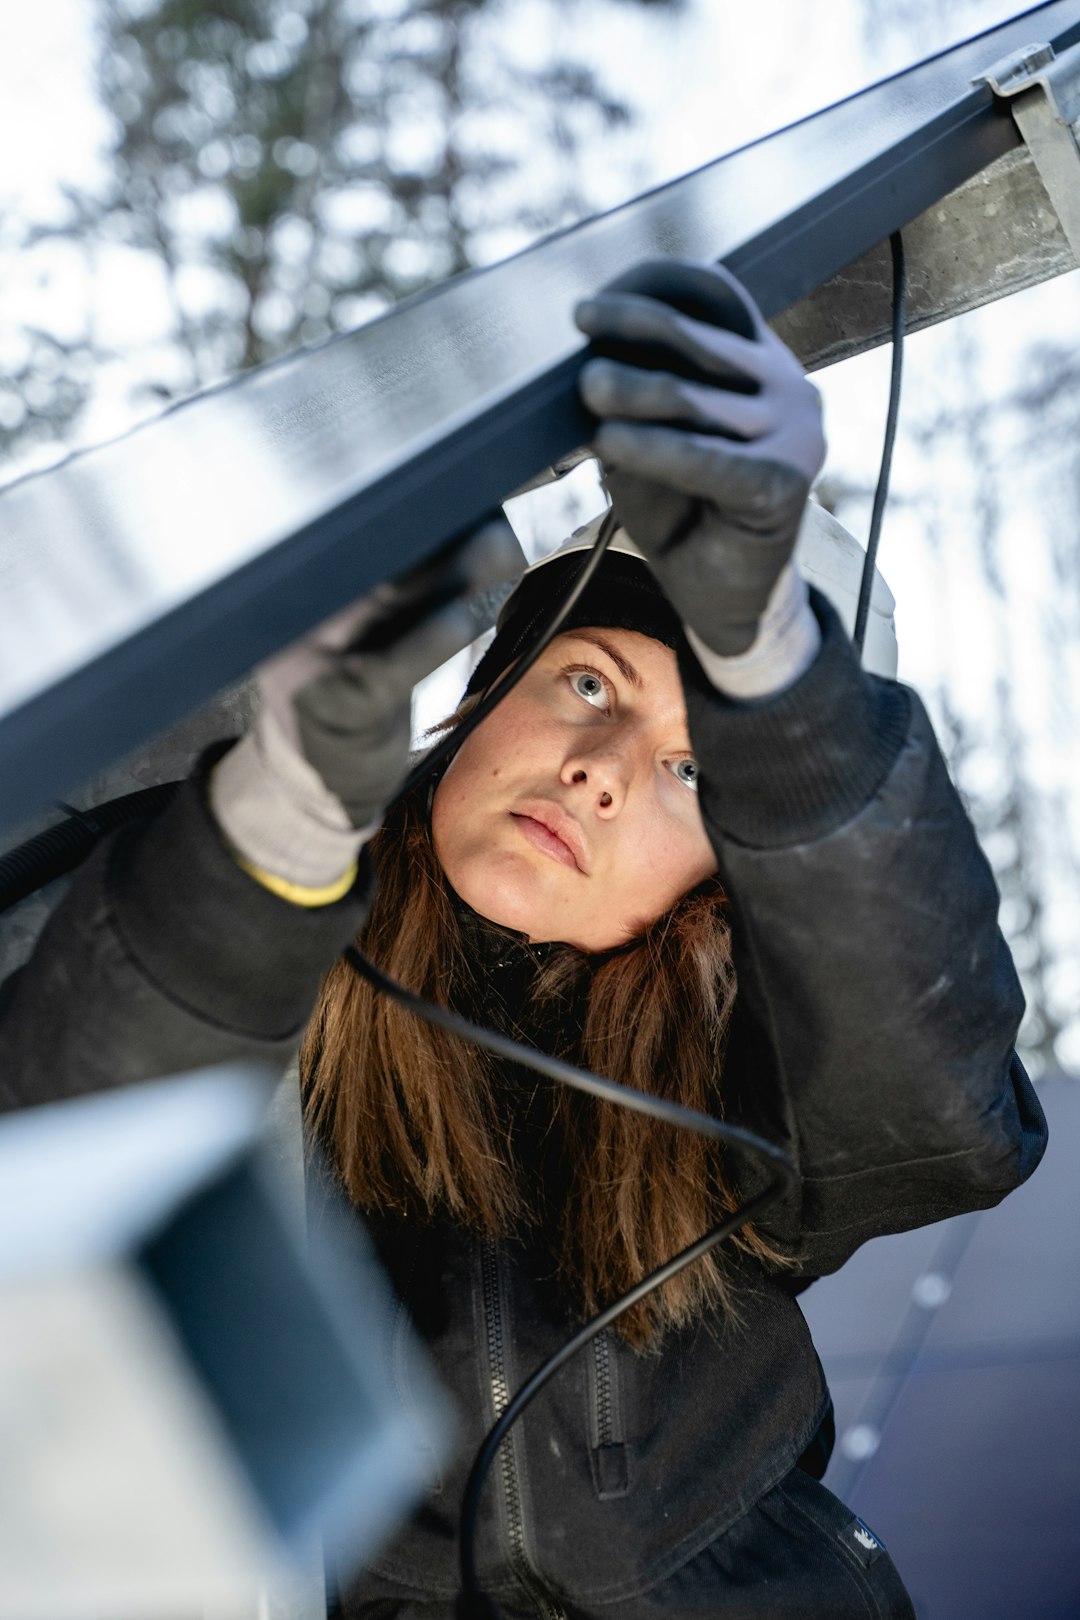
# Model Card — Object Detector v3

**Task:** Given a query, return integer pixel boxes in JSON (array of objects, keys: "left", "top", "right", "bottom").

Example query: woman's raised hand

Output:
[
  {"left": 575, "top": 260, "right": 826, "bottom": 659},
  {"left": 266, "top": 518, "right": 520, "bottom": 825},
  {"left": 210, "top": 517, "right": 522, "bottom": 895}
]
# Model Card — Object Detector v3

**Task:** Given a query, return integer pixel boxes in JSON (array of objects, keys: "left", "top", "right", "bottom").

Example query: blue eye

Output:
[
  {"left": 670, "top": 758, "right": 699, "bottom": 791},
  {"left": 568, "top": 669, "right": 609, "bottom": 709}
]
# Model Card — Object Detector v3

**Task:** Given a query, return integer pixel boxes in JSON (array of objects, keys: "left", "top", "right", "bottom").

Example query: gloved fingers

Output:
[
  {"left": 254, "top": 580, "right": 450, "bottom": 742},
  {"left": 580, "top": 356, "right": 779, "bottom": 440},
  {"left": 289, "top": 593, "right": 483, "bottom": 831},
  {"left": 453, "top": 513, "right": 530, "bottom": 592},
  {"left": 334, "top": 594, "right": 485, "bottom": 716},
  {"left": 591, "top": 255, "right": 769, "bottom": 335},
  {"left": 251, "top": 517, "right": 521, "bottom": 830},
  {"left": 291, "top": 674, "right": 414, "bottom": 828},
  {"left": 340, "top": 514, "right": 522, "bottom": 656},
  {"left": 576, "top": 291, "right": 765, "bottom": 391},
  {"left": 257, "top": 515, "right": 519, "bottom": 689},
  {"left": 387, "top": 516, "right": 523, "bottom": 620},
  {"left": 595, "top": 417, "right": 822, "bottom": 498},
  {"left": 257, "top": 521, "right": 518, "bottom": 741}
]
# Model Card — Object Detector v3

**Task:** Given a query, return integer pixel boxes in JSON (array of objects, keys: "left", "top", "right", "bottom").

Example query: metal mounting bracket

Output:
[{"left": 976, "top": 40, "right": 1080, "bottom": 260}]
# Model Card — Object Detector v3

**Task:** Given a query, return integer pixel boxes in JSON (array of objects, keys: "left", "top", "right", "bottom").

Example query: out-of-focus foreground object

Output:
[{"left": 0, "top": 1066, "right": 449, "bottom": 1620}]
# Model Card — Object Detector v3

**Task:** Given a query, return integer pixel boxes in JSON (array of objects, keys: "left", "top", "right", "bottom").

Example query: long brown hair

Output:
[{"left": 302, "top": 749, "right": 785, "bottom": 1348}]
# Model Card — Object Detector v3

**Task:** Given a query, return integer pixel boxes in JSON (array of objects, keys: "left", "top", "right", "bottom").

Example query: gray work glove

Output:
[
  {"left": 210, "top": 518, "right": 522, "bottom": 889},
  {"left": 575, "top": 259, "right": 826, "bottom": 658}
]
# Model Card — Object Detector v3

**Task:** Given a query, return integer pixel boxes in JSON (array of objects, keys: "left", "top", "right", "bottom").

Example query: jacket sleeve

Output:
[
  {"left": 0, "top": 759, "right": 373, "bottom": 1114},
  {"left": 678, "top": 591, "right": 1048, "bottom": 1275}
]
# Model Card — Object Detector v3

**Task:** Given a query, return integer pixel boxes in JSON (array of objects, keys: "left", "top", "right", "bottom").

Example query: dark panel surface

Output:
[
  {"left": 801, "top": 1080, "right": 1080, "bottom": 1620},
  {"left": 3, "top": 2, "right": 1080, "bottom": 828},
  {"left": 854, "top": 1356, "right": 1080, "bottom": 1620}
]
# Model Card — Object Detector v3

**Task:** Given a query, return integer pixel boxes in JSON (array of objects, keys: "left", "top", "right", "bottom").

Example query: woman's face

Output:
[{"left": 431, "top": 626, "right": 718, "bottom": 952}]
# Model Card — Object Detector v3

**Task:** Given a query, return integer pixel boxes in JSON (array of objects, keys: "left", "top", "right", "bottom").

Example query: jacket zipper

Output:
[
  {"left": 589, "top": 1329, "right": 629, "bottom": 1499},
  {"left": 480, "top": 1237, "right": 568, "bottom": 1620},
  {"left": 593, "top": 1331, "right": 614, "bottom": 1447}
]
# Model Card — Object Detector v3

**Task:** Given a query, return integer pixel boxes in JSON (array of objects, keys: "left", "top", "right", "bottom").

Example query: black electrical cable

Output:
[
  {"left": 347, "top": 948, "right": 792, "bottom": 1169},
  {"left": 0, "top": 781, "right": 181, "bottom": 912},
  {"left": 853, "top": 230, "right": 905, "bottom": 658},
  {"left": 345, "top": 947, "right": 795, "bottom": 1619}
]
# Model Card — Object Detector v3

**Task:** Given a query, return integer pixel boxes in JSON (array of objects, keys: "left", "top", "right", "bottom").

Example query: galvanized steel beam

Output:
[
  {"left": 775, "top": 142, "right": 1077, "bottom": 370},
  {"left": 779, "top": 35, "right": 1080, "bottom": 371}
]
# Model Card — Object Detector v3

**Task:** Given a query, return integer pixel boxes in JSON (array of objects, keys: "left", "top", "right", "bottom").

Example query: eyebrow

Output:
[{"left": 566, "top": 632, "right": 643, "bottom": 690}]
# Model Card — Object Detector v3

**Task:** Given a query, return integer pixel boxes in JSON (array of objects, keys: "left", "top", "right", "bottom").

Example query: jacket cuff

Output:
[
  {"left": 109, "top": 756, "right": 374, "bottom": 1040},
  {"left": 678, "top": 590, "right": 911, "bottom": 850},
  {"left": 209, "top": 707, "right": 377, "bottom": 888},
  {"left": 684, "top": 564, "right": 821, "bottom": 700}
]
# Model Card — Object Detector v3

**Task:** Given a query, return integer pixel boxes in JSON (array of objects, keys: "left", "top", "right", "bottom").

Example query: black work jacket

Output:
[{"left": 0, "top": 598, "right": 1047, "bottom": 1614}]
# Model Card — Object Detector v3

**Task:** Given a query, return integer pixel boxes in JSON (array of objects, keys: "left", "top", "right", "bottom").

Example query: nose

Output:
[{"left": 560, "top": 741, "right": 630, "bottom": 815}]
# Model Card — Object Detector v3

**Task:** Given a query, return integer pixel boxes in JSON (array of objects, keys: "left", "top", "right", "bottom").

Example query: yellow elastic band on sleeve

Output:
[{"left": 233, "top": 852, "right": 359, "bottom": 908}]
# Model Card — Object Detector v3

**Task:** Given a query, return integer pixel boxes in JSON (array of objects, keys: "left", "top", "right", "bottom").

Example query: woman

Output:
[{"left": 0, "top": 263, "right": 1046, "bottom": 1618}]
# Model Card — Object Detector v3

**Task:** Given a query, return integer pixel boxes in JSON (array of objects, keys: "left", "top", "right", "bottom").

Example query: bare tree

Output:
[{"left": 0, "top": 0, "right": 679, "bottom": 441}]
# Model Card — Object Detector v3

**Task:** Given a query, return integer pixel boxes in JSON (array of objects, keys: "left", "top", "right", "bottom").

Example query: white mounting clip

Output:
[{"left": 976, "top": 41, "right": 1080, "bottom": 262}]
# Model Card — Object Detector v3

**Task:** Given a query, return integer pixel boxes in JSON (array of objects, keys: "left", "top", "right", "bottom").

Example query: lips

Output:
[{"left": 510, "top": 802, "right": 588, "bottom": 873}]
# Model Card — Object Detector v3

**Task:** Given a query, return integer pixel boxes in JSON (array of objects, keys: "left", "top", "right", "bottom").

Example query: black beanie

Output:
[{"left": 463, "top": 545, "right": 686, "bottom": 699}]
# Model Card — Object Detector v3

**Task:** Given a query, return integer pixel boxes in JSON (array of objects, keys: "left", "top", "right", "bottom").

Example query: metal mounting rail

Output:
[
  {"left": 2, "top": 0, "right": 1080, "bottom": 831},
  {"left": 977, "top": 37, "right": 1080, "bottom": 255}
]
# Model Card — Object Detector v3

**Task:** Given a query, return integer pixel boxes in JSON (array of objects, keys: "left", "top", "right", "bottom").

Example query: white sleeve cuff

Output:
[
  {"left": 209, "top": 704, "right": 379, "bottom": 888},
  {"left": 685, "top": 565, "right": 821, "bottom": 701}
]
